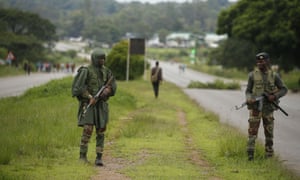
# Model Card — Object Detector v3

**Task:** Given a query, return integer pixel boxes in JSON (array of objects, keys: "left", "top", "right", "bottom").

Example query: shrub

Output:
[{"left": 106, "top": 40, "right": 144, "bottom": 80}]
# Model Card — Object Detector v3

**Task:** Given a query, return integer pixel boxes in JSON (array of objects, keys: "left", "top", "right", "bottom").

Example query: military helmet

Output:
[
  {"left": 256, "top": 52, "right": 269, "bottom": 61},
  {"left": 91, "top": 48, "right": 106, "bottom": 61},
  {"left": 91, "top": 48, "right": 106, "bottom": 66}
]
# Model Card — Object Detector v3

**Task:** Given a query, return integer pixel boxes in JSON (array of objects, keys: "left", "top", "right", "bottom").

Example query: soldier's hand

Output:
[
  {"left": 89, "top": 97, "right": 96, "bottom": 105},
  {"left": 268, "top": 94, "right": 276, "bottom": 102},
  {"left": 101, "top": 87, "right": 111, "bottom": 98},
  {"left": 247, "top": 98, "right": 256, "bottom": 104}
]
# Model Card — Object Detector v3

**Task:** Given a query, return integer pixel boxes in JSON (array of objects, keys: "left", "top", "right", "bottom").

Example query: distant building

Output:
[
  {"left": 165, "top": 32, "right": 204, "bottom": 48},
  {"left": 165, "top": 32, "right": 195, "bottom": 48},
  {"left": 147, "top": 34, "right": 164, "bottom": 47},
  {"left": 204, "top": 33, "right": 227, "bottom": 48}
]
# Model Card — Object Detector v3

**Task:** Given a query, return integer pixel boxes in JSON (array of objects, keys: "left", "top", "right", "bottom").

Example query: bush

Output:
[
  {"left": 188, "top": 79, "right": 241, "bottom": 90},
  {"left": 106, "top": 40, "right": 144, "bottom": 80}
]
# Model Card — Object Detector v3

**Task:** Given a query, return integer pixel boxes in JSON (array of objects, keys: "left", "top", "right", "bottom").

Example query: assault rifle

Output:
[
  {"left": 235, "top": 92, "right": 288, "bottom": 116},
  {"left": 83, "top": 76, "right": 113, "bottom": 115}
]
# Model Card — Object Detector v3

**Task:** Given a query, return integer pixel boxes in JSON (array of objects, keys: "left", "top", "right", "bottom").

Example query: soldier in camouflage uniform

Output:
[
  {"left": 245, "top": 52, "right": 287, "bottom": 161},
  {"left": 72, "top": 48, "right": 117, "bottom": 166}
]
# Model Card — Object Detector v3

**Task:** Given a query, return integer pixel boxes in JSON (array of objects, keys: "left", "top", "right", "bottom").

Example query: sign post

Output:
[{"left": 126, "top": 38, "right": 145, "bottom": 81}]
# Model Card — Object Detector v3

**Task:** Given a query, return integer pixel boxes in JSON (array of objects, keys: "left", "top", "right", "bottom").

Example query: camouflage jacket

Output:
[{"left": 72, "top": 65, "right": 117, "bottom": 129}]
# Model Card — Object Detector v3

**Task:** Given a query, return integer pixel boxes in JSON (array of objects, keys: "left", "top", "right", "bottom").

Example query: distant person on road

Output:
[
  {"left": 71, "top": 48, "right": 117, "bottom": 166},
  {"left": 23, "top": 61, "right": 31, "bottom": 75},
  {"left": 245, "top": 52, "right": 287, "bottom": 161},
  {"left": 151, "top": 61, "right": 163, "bottom": 98}
]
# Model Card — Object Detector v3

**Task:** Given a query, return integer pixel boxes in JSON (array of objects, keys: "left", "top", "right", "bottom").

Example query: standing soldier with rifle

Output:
[
  {"left": 245, "top": 52, "right": 287, "bottom": 161},
  {"left": 72, "top": 48, "right": 117, "bottom": 166}
]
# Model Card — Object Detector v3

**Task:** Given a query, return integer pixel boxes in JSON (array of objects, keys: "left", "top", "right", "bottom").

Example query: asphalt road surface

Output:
[{"left": 151, "top": 60, "right": 300, "bottom": 176}]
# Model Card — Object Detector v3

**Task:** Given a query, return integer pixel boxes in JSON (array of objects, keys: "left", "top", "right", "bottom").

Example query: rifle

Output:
[
  {"left": 235, "top": 92, "right": 288, "bottom": 116},
  {"left": 235, "top": 96, "right": 264, "bottom": 111},
  {"left": 83, "top": 76, "right": 114, "bottom": 115},
  {"left": 262, "top": 92, "right": 288, "bottom": 116}
]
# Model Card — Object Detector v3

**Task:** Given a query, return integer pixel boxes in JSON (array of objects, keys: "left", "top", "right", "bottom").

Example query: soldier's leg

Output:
[
  {"left": 262, "top": 112, "right": 274, "bottom": 158},
  {"left": 80, "top": 124, "right": 93, "bottom": 162},
  {"left": 152, "top": 82, "right": 159, "bottom": 98},
  {"left": 247, "top": 110, "right": 261, "bottom": 160},
  {"left": 95, "top": 128, "right": 105, "bottom": 166}
]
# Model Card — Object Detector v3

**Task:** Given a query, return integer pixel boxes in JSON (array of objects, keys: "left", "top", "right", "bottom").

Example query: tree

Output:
[
  {"left": 216, "top": 0, "right": 300, "bottom": 71},
  {"left": 209, "top": 38, "right": 255, "bottom": 71},
  {"left": 0, "top": 8, "right": 56, "bottom": 64},
  {"left": 106, "top": 40, "right": 144, "bottom": 81}
]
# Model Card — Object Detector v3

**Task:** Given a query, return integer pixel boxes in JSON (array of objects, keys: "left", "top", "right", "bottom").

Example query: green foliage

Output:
[
  {"left": 0, "top": 8, "right": 56, "bottom": 63},
  {"left": 0, "top": 47, "right": 7, "bottom": 59},
  {"left": 0, "top": 0, "right": 233, "bottom": 41},
  {"left": 282, "top": 70, "right": 300, "bottom": 92},
  {"left": 217, "top": 0, "right": 300, "bottom": 71},
  {"left": 208, "top": 38, "right": 256, "bottom": 71},
  {"left": 0, "top": 66, "right": 24, "bottom": 77},
  {"left": 188, "top": 79, "right": 241, "bottom": 90},
  {"left": 147, "top": 47, "right": 190, "bottom": 63},
  {"left": 106, "top": 40, "right": 144, "bottom": 80}
]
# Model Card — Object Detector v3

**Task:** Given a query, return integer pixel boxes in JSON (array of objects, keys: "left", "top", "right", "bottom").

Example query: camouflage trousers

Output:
[
  {"left": 80, "top": 125, "right": 105, "bottom": 154},
  {"left": 247, "top": 110, "right": 274, "bottom": 157}
]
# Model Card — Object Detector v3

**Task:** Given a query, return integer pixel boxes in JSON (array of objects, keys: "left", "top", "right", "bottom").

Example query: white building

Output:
[
  {"left": 204, "top": 33, "right": 227, "bottom": 48},
  {"left": 165, "top": 32, "right": 196, "bottom": 48}
]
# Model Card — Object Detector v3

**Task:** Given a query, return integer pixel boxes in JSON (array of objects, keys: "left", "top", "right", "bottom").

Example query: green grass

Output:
[
  {"left": 0, "top": 66, "right": 24, "bottom": 77},
  {"left": 282, "top": 70, "right": 300, "bottom": 92},
  {"left": 188, "top": 79, "right": 241, "bottom": 90},
  {"left": 0, "top": 77, "right": 298, "bottom": 179}
]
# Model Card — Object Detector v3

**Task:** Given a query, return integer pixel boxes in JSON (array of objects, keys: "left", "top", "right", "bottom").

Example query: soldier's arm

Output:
[
  {"left": 73, "top": 67, "right": 92, "bottom": 99},
  {"left": 245, "top": 72, "right": 254, "bottom": 101},
  {"left": 108, "top": 72, "right": 117, "bottom": 96},
  {"left": 273, "top": 73, "right": 288, "bottom": 99}
]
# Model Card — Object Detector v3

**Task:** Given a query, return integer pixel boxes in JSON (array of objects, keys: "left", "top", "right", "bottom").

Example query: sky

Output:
[{"left": 116, "top": 0, "right": 238, "bottom": 3}]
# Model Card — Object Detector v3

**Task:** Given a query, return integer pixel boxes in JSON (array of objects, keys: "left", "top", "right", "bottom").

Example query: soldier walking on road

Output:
[
  {"left": 151, "top": 61, "right": 163, "bottom": 98},
  {"left": 245, "top": 52, "right": 287, "bottom": 161},
  {"left": 72, "top": 48, "right": 117, "bottom": 166}
]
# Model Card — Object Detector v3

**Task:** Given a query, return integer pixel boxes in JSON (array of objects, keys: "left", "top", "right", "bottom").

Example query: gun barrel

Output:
[{"left": 271, "top": 102, "right": 288, "bottom": 116}]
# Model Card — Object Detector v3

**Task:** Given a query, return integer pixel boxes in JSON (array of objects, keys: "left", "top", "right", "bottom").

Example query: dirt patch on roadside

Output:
[
  {"left": 91, "top": 151, "right": 131, "bottom": 180},
  {"left": 177, "top": 110, "right": 222, "bottom": 180},
  {"left": 91, "top": 109, "right": 222, "bottom": 180}
]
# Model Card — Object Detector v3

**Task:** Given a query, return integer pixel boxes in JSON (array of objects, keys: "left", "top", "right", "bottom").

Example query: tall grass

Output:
[{"left": 0, "top": 77, "right": 95, "bottom": 179}]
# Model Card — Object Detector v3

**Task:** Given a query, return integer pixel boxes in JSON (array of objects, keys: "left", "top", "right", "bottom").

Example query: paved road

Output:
[
  {"left": 152, "top": 60, "right": 300, "bottom": 176},
  {"left": 0, "top": 72, "right": 71, "bottom": 98}
]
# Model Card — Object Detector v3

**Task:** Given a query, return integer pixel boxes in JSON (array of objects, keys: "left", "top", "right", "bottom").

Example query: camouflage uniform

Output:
[
  {"left": 245, "top": 53, "right": 287, "bottom": 160},
  {"left": 72, "top": 49, "right": 117, "bottom": 165}
]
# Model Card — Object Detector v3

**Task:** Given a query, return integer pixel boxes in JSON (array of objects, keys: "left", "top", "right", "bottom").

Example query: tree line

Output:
[
  {"left": 212, "top": 0, "right": 300, "bottom": 71},
  {"left": 0, "top": 0, "right": 232, "bottom": 44}
]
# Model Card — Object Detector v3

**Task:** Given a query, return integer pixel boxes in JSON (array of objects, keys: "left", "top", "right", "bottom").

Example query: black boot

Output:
[
  {"left": 95, "top": 153, "right": 103, "bottom": 166},
  {"left": 265, "top": 146, "right": 273, "bottom": 159},
  {"left": 247, "top": 150, "right": 254, "bottom": 161},
  {"left": 79, "top": 152, "right": 88, "bottom": 163}
]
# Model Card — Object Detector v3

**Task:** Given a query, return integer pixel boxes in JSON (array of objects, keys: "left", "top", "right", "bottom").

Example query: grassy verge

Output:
[
  {"left": 0, "top": 77, "right": 298, "bottom": 179},
  {"left": 188, "top": 79, "right": 241, "bottom": 90},
  {"left": 0, "top": 66, "right": 24, "bottom": 77}
]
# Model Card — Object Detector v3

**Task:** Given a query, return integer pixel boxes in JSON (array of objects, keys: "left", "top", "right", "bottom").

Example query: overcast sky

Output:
[{"left": 116, "top": 0, "right": 238, "bottom": 3}]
